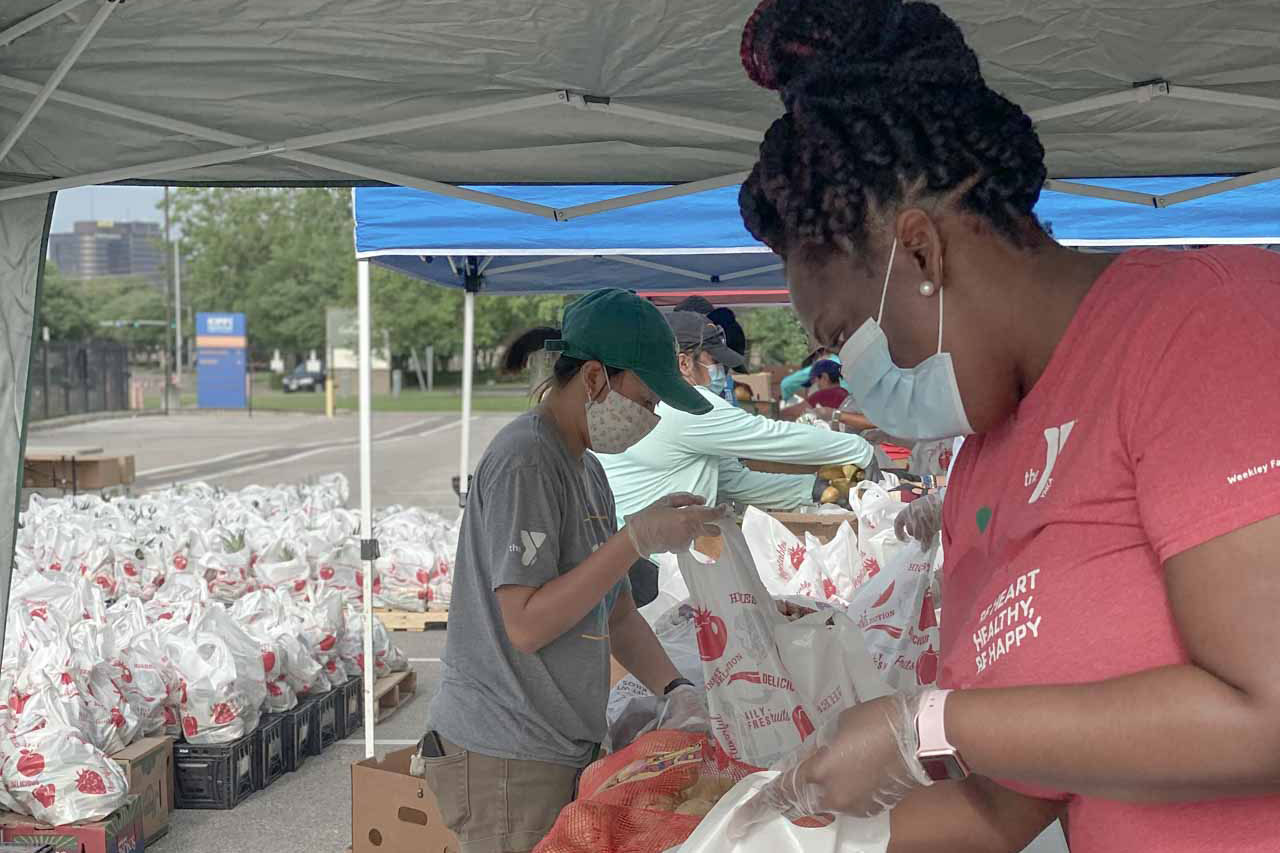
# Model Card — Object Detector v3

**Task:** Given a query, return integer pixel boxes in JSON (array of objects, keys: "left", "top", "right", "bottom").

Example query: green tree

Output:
[
  {"left": 740, "top": 307, "right": 811, "bottom": 366},
  {"left": 36, "top": 263, "right": 94, "bottom": 341},
  {"left": 88, "top": 277, "right": 168, "bottom": 348},
  {"left": 170, "top": 187, "right": 353, "bottom": 360}
]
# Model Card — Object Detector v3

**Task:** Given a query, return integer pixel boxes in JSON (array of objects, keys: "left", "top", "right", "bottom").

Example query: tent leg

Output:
[
  {"left": 459, "top": 290, "right": 475, "bottom": 504},
  {"left": 358, "top": 259, "right": 377, "bottom": 759}
]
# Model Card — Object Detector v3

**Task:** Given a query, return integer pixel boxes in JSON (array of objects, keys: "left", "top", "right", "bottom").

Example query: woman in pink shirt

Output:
[{"left": 730, "top": 1, "right": 1280, "bottom": 851}]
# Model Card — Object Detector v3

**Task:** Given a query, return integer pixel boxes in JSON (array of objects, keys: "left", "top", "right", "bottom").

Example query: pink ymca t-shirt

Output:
[{"left": 940, "top": 247, "right": 1280, "bottom": 852}]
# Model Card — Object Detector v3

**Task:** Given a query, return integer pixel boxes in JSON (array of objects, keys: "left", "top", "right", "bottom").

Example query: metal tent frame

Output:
[{"left": 6, "top": 0, "right": 1280, "bottom": 760}]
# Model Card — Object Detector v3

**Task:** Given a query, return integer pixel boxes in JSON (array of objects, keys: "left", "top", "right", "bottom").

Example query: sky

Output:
[{"left": 50, "top": 185, "right": 168, "bottom": 233}]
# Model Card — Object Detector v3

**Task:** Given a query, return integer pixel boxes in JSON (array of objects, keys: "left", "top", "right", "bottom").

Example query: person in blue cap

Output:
[
  {"left": 422, "top": 289, "right": 726, "bottom": 853},
  {"left": 780, "top": 358, "right": 849, "bottom": 420}
]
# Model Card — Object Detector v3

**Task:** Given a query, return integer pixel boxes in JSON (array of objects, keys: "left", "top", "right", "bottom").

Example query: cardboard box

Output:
[
  {"left": 111, "top": 737, "right": 172, "bottom": 844},
  {"left": 734, "top": 372, "right": 774, "bottom": 402},
  {"left": 694, "top": 511, "right": 857, "bottom": 561},
  {"left": 0, "top": 795, "right": 144, "bottom": 853},
  {"left": 769, "top": 510, "right": 858, "bottom": 542},
  {"left": 352, "top": 748, "right": 458, "bottom": 853},
  {"left": 22, "top": 455, "right": 135, "bottom": 491}
]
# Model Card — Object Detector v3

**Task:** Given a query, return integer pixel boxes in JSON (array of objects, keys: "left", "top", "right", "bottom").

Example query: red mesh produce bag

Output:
[{"left": 534, "top": 731, "right": 760, "bottom": 853}]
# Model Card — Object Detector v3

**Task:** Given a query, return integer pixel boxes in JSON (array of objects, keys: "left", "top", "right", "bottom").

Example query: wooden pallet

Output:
[
  {"left": 373, "top": 607, "right": 449, "bottom": 631},
  {"left": 373, "top": 670, "right": 418, "bottom": 723}
]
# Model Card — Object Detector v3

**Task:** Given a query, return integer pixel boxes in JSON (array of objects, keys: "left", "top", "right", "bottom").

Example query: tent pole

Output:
[
  {"left": 0, "top": 0, "right": 96, "bottom": 48},
  {"left": 0, "top": 91, "right": 568, "bottom": 208},
  {"left": 0, "top": 0, "right": 117, "bottom": 165},
  {"left": 358, "top": 259, "right": 377, "bottom": 759},
  {"left": 459, "top": 274, "right": 478, "bottom": 505}
]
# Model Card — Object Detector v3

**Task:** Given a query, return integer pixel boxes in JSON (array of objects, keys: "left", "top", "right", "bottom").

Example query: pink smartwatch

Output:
[{"left": 914, "top": 689, "right": 971, "bottom": 782}]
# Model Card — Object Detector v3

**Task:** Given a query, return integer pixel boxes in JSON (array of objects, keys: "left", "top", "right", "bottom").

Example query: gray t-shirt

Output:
[{"left": 428, "top": 410, "right": 630, "bottom": 767}]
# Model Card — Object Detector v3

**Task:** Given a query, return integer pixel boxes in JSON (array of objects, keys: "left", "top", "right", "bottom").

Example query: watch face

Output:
[{"left": 919, "top": 751, "right": 964, "bottom": 782}]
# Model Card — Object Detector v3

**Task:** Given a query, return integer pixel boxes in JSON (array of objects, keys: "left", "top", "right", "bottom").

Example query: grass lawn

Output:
[{"left": 143, "top": 386, "right": 531, "bottom": 414}]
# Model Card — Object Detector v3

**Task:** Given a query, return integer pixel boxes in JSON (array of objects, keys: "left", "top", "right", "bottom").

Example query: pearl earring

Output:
[{"left": 918, "top": 280, "right": 936, "bottom": 297}]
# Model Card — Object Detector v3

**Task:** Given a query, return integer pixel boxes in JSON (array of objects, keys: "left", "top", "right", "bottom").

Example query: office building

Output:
[{"left": 48, "top": 220, "right": 164, "bottom": 284}]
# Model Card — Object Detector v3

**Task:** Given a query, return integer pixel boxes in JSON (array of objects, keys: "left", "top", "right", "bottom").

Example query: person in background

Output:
[
  {"left": 780, "top": 358, "right": 848, "bottom": 420},
  {"left": 675, "top": 295, "right": 746, "bottom": 405},
  {"left": 597, "top": 311, "right": 875, "bottom": 544},
  {"left": 779, "top": 346, "right": 844, "bottom": 401},
  {"left": 732, "top": 1, "right": 1280, "bottom": 850},
  {"left": 425, "top": 289, "right": 725, "bottom": 853},
  {"left": 707, "top": 305, "right": 748, "bottom": 359}
]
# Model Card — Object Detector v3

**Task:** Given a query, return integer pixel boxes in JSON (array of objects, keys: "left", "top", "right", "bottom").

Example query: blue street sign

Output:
[{"left": 196, "top": 312, "right": 248, "bottom": 408}]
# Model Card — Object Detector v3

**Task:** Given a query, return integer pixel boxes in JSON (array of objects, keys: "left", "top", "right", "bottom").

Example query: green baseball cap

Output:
[{"left": 545, "top": 289, "right": 712, "bottom": 415}]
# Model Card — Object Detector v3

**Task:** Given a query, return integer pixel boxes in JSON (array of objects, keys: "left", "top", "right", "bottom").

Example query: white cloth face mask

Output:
[
  {"left": 585, "top": 373, "right": 661, "bottom": 453},
  {"left": 838, "top": 239, "right": 973, "bottom": 441}
]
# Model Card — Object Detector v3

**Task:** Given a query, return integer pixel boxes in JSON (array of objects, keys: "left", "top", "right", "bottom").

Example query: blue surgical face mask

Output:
[
  {"left": 706, "top": 363, "right": 727, "bottom": 395},
  {"left": 837, "top": 239, "right": 973, "bottom": 441}
]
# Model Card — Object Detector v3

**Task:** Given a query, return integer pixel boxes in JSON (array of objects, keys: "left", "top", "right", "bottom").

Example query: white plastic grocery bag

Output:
[
  {"left": 738, "top": 508, "right": 817, "bottom": 598},
  {"left": 1, "top": 726, "right": 130, "bottom": 825},
  {"left": 774, "top": 610, "right": 891, "bottom": 731},
  {"left": 849, "top": 483, "right": 942, "bottom": 689},
  {"left": 738, "top": 508, "right": 855, "bottom": 607},
  {"left": 678, "top": 522, "right": 817, "bottom": 769},
  {"left": 675, "top": 771, "right": 889, "bottom": 853}
]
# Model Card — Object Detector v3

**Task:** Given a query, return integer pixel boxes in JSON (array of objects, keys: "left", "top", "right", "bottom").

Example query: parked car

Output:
[{"left": 282, "top": 363, "right": 325, "bottom": 393}]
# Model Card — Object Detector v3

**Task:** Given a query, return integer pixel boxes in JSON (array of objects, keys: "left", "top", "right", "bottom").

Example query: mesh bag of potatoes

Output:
[{"left": 534, "top": 731, "right": 759, "bottom": 853}]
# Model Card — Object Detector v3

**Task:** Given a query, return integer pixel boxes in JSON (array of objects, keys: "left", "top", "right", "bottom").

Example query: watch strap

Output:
[
  {"left": 915, "top": 688, "right": 971, "bottom": 782},
  {"left": 916, "top": 689, "right": 951, "bottom": 750},
  {"left": 663, "top": 677, "right": 694, "bottom": 696}
]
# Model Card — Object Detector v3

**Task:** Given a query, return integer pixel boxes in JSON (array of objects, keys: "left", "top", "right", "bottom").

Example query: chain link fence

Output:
[{"left": 28, "top": 340, "right": 131, "bottom": 422}]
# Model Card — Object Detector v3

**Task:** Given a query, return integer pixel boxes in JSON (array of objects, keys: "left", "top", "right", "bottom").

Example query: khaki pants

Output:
[{"left": 422, "top": 736, "right": 582, "bottom": 853}]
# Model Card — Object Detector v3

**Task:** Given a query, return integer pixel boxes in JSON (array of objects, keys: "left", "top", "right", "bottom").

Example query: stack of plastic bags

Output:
[
  {"left": 13, "top": 474, "right": 460, "bottom": 613},
  {"left": 0, "top": 474, "right": 416, "bottom": 825}
]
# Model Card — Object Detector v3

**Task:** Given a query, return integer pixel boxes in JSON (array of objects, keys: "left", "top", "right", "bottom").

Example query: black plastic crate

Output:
[
  {"left": 307, "top": 686, "right": 342, "bottom": 754},
  {"left": 282, "top": 699, "right": 314, "bottom": 772},
  {"left": 255, "top": 713, "right": 288, "bottom": 789},
  {"left": 174, "top": 730, "right": 257, "bottom": 809},
  {"left": 338, "top": 675, "right": 363, "bottom": 740}
]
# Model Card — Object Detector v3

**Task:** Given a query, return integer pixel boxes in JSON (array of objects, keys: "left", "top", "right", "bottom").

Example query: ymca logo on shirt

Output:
[
  {"left": 513, "top": 530, "right": 546, "bottom": 566},
  {"left": 1024, "top": 420, "right": 1077, "bottom": 503}
]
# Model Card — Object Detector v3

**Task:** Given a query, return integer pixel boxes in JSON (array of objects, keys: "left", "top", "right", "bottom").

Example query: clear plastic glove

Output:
[
  {"left": 624, "top": 493, "right": 729, "bottom": 556},
  {"left": 656, "top": 684, "right": 709, "bottom": 734},
  {"left": 894, "top": 492, "right": 943, "bottom": 546},
  {"left": 728, "top": 693, "right": 931, "bottom": 839}
]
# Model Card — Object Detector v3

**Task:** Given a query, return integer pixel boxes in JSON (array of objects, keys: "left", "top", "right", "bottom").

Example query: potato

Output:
[
  {"left": 674, "top": 798, "right": 716, "bottom": 817},
  {"left": 632, "top": 792, "right": 679, "bottom": 812},
  {"left": 817, "top": 464, "right": 846, "bottom": 482},
  {"left": 820, "top": 486, "right": 841, "bottom": 504},
  {"left": 842, "top": 464, "right": 863, "bottom": 480}
]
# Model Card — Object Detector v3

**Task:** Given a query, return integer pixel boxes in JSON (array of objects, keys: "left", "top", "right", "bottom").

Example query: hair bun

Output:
[{"left": 741, "top": 0, "right": 980, "bottom": 95}]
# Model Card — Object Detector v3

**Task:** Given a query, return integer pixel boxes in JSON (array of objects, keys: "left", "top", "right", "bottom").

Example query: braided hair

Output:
[{"left": 739, "top": 0, "right": 1047, "bottom": 258}]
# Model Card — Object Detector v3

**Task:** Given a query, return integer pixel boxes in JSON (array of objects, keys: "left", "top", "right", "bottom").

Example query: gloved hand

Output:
[
  {"left": 624, "top": 493, "right": 728, "bottom": 556},
  {"left": 656, "top": 684, "right": 710, "bottom": 734},
  {"left": 727, "top": 693, "right": 932, "bottom": 839},
  {"left": 894, "top": 492, "right": 944, "bottom": 546}
]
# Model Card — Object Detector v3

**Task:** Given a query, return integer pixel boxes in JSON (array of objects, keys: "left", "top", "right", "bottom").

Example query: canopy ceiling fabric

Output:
[
  {"left": 354, "top": 177, "right": 1280, "bottom": 294},
  {"left": 3, "top": 0, "right": 1280, "bottom": 196}
]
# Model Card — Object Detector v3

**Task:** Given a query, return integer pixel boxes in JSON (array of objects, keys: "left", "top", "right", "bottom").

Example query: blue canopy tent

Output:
[{"left": 352, "top": 176, "right": 1280, "bottom": 509}]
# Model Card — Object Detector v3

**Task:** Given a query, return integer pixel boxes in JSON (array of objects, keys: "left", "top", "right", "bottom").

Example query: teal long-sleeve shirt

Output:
[{"left": 596, "top": 387, "right": 874, "bottom": 529}]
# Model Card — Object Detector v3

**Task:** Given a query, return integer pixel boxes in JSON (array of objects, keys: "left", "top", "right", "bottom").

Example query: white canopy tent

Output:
[{"left": 5, "top": 0, "right": 1280, "bottom": 758}]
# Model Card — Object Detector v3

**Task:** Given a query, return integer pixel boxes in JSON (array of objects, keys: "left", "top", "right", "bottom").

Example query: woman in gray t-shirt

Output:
[{"left": 424, "top": 288, "right": 725, "bottom": 853}]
